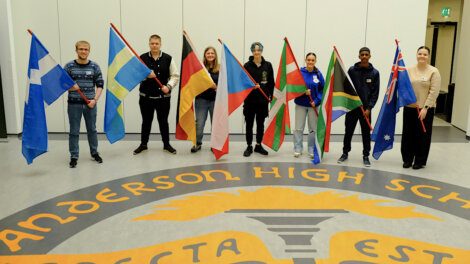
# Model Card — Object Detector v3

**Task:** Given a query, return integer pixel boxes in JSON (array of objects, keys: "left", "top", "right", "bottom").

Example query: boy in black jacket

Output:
[
  {"left": 243, "top": 42, "right": 274, "bottom": 157},
  {"left": 338, "top": 47, "right": 380, "bottom": 167}
]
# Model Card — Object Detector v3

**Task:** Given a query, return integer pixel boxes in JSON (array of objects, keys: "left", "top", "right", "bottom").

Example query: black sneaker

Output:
[
  {"left": 337, "top": 154, "right": 348, "bottom": 163},
  {"left": 403, "top": 162, "right": 412, "bottom": 168},
  {"left": 191, "top": 144, "right": 201, "bottom": 153},
  {"left": 163, "top": 144, "right": 177, "bottom": 154},
  {"left": 133, "top": 144, "right": 148, "bottom": 155},
  {"left": 363, "top": 156, "right": 371, "bottom": 167},
  {"left": 412, "top": 164, "right": 424, "bottom": 170},
  {"left": 92, "top": 154, "right": 103, "bottom": 163},
  {"left": 69, "top": 158, "right": 77, "bottom": 168},
  {"left": 243, "top": 145, "right": 253, "bottom": 157},
  {"left": 254, "top": 144, "right": 268, "bottom": 155}
]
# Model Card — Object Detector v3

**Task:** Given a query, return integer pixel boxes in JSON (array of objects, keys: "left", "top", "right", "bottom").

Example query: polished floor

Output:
[{"left": 0, "top": 120, "right": 469, "bottom": 263}]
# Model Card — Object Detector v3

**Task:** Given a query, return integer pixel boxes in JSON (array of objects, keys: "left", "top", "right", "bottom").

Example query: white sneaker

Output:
[
  {"left": 294, "top": 152, "right": 301, "bottom": 158},
  {"left": 308, "top": 153, "right": 314, "bottom": 159}
]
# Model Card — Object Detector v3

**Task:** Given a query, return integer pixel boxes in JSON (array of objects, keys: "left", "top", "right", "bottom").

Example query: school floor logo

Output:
[{"left": 0, "top": 162, "right": 469, "bottom": 263}]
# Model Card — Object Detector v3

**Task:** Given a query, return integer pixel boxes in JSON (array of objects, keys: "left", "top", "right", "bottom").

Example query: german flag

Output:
[{"left": 176, "top": 31, "right": 214, "bottom": 144}]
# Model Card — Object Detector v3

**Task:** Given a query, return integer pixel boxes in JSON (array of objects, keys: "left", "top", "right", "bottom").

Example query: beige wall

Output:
[
  {"left": 426, "top": 0, "right": 463, "bottom": 88},
  {"left": 453, "top": 0, "right": 470, "bottom": 131},
  {"left": 0, "top": 0, "right": 430, "bottom": 135},
  {"left": 0, "top": 0, "right": 21, "bottom": 134},
  {"left": 425, "top": 0, "right": 463, "bottom": 88},
  {"left": 428, "top": 0, "right": 462, "bottom": 22}
]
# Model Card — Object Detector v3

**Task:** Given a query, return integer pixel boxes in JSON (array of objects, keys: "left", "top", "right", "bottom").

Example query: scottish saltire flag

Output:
[
  {"left": 371, "top": 44, "right": 417, "bottom": 160},
  {"left": 176, "top": 31, "right": 214, "bottom": 145},
  {"left": 104, "top": 26, "right": 151, "bottom": 143},
  {"left": 22, "top": 33, "right": 75, "bottom": 164},
  {"left": 316, "top": 48, "right": 362, "bottom": 164},
  {"left": 210, "top": 42, "right": 255, "bottom": 160},
  {"left": 263, "top": 38, "right": 305, "bottom": 151}
]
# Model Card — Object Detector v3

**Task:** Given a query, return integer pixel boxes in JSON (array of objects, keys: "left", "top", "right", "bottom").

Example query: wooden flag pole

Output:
[
  {"left": 416, "top": 107, "right": 427, "bottom": 133},
  {"left": 360, "top": 106, "right": 373, "bottom": 130},
  {"left": 27, "top": 29, "right": 90, "bottom": 105},
  {"left": 218, "top": 38, "right": 271, "bottom": 102},
  {"left": 110, "top": 23, "right": 163, "bottom": 89},
  {"left": 307, "top": 94, "right": 319, "bottom": 116}
]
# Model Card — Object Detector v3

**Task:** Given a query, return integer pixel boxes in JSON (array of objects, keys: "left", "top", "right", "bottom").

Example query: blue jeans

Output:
[
  {"left": 68, "top": 103, "right": 98, "bottom": 159},
  {"left": 293, "top": 104, "right": 317, "bottom": 155},
  {"left": 195, "top": 97, "right": 214, "bottom": 145}
]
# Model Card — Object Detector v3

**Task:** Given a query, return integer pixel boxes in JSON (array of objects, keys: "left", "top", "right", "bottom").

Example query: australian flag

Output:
[
  {"left": 22, "top": 33, "right": 75, "bottom": 164},
  {"left": 371, "top": 44, "right": 417, "bottom": 160}
]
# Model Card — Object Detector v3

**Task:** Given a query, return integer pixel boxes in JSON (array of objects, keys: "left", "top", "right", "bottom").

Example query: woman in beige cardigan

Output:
[{"left": 401, "top": 46, "right": 441, "bottom": 170}]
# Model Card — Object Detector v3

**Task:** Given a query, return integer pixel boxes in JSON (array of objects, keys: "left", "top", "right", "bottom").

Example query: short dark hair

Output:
[
  {"left": 149, "top": 34, "right": 161, "bottom": 41},
  {"left": 250, "top": 42, "right": 264, "bottom": 52},
  {"left": 359, "top": 47, "right": 370, "bottom": 54},
  {"left": 417, "top": 46, "right": 431, "bottom": 54},
  {"left": 305, "top": 52, "right": 317, "bottom": 59}
]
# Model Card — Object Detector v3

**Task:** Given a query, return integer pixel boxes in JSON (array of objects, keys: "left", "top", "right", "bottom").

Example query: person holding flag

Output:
[
  {"left": 401, "top": 46, "right": 441, "bottom": 170},
  {"left": 338, "top": 47, "right": 380, "bottom": 167},
  {"left": 293, "top": 52, "right": 324, "bottom": 158},
  {"left": 22, "top": 31, "right": 76, "bottom": 165},
  {"left": 133, "top": 34, "right": 179, "bottom": 155},
  {"left": 243, "top": 42, "right": 274, "bottom": 157},
  {"left": 65, "top": 40, "right": 104, "bottom": 168},
  {"left": 191, "top": 47, "right": 219, "bottom": 153}
]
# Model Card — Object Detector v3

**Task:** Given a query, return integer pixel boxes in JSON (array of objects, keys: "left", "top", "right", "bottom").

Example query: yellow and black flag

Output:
[{"left": 176, "top": 31, "right": 214, "bottom": 145}]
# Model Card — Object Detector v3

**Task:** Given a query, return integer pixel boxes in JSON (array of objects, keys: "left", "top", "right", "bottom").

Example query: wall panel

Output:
[
  {"left": 12, "top": 0, "right": 65, "bottom": 132},
  {"left": 305, "top": 0, "right": 368, "bottom": 134},
  {"left": 5, "top": 0, "right": 436, "bottom": 137},
  {"left": 183, "top": 0, "right": 245, "bottom": 133},
  {"left": 58, "top": 0, "right": 121, "bottom": 133},
  {"left": 245, "top": 0, "right": 307, "bottom": 137},
  {"left": 366, "top": 0, "right": 429, "bottom": 135},
  {"left": 121, "top": 0, "right": 183, "bottom": 136}
]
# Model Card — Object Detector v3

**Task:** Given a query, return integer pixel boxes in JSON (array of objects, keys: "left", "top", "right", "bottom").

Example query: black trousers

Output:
[
  {"left": 244, "top": 105, "right": 268, "bottom": 146},
  {"left": 139, "top": 96, "right": 170, "bottom": 146},
  {"left": 401, "top": 107, "right": 434, "bottom": 166},
  {"left": 343, "top": 108, "right": 371, "bottom": 157}
]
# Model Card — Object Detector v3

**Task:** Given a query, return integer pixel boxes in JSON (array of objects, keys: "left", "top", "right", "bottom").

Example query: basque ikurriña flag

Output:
[
  {"left": 371, "top": 43, "right": 417, "bottom": 160},
  {"left": 210, "top": 41, "right": 255, "bottom": 160},
  {"left": 104, "top": 26, "right": 151, "bottom": 143},
  {"left": 315, "top": 47, "right": 362, "bottom": 164},
  {"left": 22, "top": 32, "right": 76, "bottom": 164},
  {"left": 176, "top": 31, "right": 214, "bottom": 145},
  {"left": 263, "top": 38, "right": 306, "bottom": 151}
]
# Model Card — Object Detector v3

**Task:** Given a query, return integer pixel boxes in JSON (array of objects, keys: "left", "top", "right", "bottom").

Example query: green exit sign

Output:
[{"left": 441, "top": 7, "right": 451, "bottom": 17}]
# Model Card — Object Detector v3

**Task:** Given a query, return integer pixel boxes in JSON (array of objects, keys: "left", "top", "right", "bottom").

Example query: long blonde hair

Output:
[{"left": 203, "top": 46, "right": 219, "bottom": 73}]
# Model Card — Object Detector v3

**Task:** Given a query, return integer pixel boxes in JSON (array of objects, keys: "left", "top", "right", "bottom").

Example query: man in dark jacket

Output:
[
  {"left": 338, "top": 47, "right": 380, "bottom": 167},
  {"left": 133, "top": 34, "right": 180, "bottom": 155},
  {"left": 243, "top": 42, "right": 274, "bottom": 157}
]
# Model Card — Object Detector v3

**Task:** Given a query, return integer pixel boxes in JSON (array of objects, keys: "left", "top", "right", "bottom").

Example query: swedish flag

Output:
[{"left": 104, "top": 26, "right": 151, "bottom": 143}]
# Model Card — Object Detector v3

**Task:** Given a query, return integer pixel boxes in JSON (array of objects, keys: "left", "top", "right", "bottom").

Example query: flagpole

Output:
[
  {"left": 285, "top": 37, "right": 318, "bottom": 116},
  {"left": 333, "top": 46, "right": 346, "bottom": 65},
  {"left": 360, "top": 106, "right": 373, "bottom": 130},
  {"left": 218, "top": 38, "right": 271, "bottom": 102},
  {"left": 27, "top": 29, "right": 90, "bottom": 105},
  {"left": 110, "top": 23, "right": 163, "bottom": 89}
]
